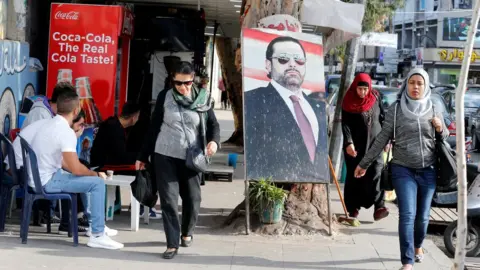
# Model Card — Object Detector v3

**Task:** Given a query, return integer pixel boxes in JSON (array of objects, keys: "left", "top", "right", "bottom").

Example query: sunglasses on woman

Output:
[
  {"left": 173, "top": 80, "right": 194, "bottom": 86},
  {"left": 271, "top": 53, "right": 306, "bottom": 66}
]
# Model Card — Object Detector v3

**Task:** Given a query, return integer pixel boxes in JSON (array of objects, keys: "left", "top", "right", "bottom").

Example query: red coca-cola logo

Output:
[{"left": 55, "top": 11, "right": 79, "bottom": 20}]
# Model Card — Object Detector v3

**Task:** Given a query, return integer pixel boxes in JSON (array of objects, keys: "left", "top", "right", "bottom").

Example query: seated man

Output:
[
  {"left": 26, "top": 86, "right": 123, "bottom": 249},
  {"left": 7, "top": 111, "right": 85, "bottom": 234},
  {"left": 90, "top": 101, "right": 140, "bottom": 168},
  {"left": 90, "top": 102, "right": 160, "bottom": 219},
  {"left": 22, "top": 83, "right": 73, "bottom": 225}
]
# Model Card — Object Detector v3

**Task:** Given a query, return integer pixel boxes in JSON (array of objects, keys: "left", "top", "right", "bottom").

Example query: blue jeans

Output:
[
  {"left": 392, "top": 164, "right": 436, "bottom": 265},
  {"left": 44, "top": 169, "right": 105, "bottom": 234},
  {"left": 81, "top": 193, "right": 91, "bottom": 221}
]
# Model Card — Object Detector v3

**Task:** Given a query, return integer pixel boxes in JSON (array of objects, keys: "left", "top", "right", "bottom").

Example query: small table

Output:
[{"left": 104, "top": 175, "right": 150, "bottom": 231}]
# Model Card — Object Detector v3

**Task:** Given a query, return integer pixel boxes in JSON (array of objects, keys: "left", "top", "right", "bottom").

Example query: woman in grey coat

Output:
[
  {"left": 136, "top": 62, "right": 220, "bottom": 259},
  {"left": 354, "top": 68, "right": 449, "bottom": 270}
]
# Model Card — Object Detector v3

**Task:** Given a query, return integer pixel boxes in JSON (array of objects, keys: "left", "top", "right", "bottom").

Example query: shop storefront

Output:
[{"left": 422, "top": 48, "right": 480, "bottom": 84}]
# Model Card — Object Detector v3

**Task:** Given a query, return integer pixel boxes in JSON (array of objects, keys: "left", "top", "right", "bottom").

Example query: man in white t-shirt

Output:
[{"left": 26, "top": 88, "right": 123, "bottom": 250}]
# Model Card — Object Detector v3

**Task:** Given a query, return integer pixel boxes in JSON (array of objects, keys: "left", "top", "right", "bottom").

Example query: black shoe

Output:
[
  {"left": 58, "top": 224, "right": 88, "bottom": 236},
  {"left": 40, "top": 215, "right": 61, "bottom": 226},
  {"left": 78, "top": 215, "right": 89, "bottom": 227},
  {"left": 163, "top": 249, "right": 178, "bottom": 259},
  {"left": 181, "top": 235, "right": 193, "bottom": 247}
]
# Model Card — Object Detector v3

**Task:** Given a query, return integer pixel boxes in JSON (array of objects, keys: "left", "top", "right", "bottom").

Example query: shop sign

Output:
[{"left": 438, "top": 48, "right": 480, "bottom": 63}]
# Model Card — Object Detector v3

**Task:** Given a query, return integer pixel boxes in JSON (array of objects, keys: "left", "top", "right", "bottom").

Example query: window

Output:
[{"left": 419, "top": 0, "right": 426, "bottom": 11}]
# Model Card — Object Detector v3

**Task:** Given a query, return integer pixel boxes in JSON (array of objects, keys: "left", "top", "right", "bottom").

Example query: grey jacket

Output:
[{"left": 359, "top": 102, "right": 449, "bottom": 170}]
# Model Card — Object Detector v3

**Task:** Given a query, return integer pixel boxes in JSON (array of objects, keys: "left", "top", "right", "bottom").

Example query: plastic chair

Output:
[
  {"left": 9, "top": 128, "right": 20, "bottom": 141},
  {"left": 0, "top": 133, "right": 21, "bottom": 232},
  {"left": 18, "top": 136, "right": 78, "bottom": 246}
]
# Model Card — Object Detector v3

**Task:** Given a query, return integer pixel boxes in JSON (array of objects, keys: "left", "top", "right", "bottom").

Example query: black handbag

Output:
[
  {"left": 433, "top": 107, "right": 457, "bottom": 192},
  {"left": 435, "top": 139, "right": 457, "bottom": 191},
  {"left": 178, "top": 105, "right": 209, "bottom": 173},
  {"left": 381, "top": 102, "right": 398, "bottom": 191},
  {"left": 130, "top": 169, "right": 158, "bottom": 208}
]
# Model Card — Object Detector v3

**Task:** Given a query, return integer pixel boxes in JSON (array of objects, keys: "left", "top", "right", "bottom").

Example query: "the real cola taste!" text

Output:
[{"left": 50, "top": 31, "right": 115, "bottom": 64}]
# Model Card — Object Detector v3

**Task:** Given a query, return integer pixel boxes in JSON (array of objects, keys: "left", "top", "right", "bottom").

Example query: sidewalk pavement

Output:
[
  {"left": 0, "top": 179, "right": 453, "bottom": 270},
  {"left": 0, "top": 110, "right": 453, "bottom": 269}
]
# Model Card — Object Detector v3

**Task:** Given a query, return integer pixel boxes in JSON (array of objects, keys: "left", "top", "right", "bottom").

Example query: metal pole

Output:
[
  {"left": 327, "top": 183, "right": 332, "bottom": 236},
  {"left": 245, "top": 179, "right": 250, "bottom": 235},
  {"left": 209, "top": 22, "right": 219, "bottom": 95}
]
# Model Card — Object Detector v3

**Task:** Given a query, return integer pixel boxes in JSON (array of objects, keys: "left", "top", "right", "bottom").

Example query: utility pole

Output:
[
  {"left": 453, "top": 1, "right": 480, "bottom": 269},
  {"left": 328, "top": 0, "right": 364, "bottom": 179}
]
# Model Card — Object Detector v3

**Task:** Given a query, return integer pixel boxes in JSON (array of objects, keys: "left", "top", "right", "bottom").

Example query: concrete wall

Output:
[{"left": 5, "top": 0, "right": 27, "bottom": 42}]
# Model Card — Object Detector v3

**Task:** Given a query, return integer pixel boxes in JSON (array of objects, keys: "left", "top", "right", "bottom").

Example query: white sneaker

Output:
[
  {"left": 87, "top": 234, "right": 124, "bottom": 250},
  {"left": 86, "top": 226, "right": 118, "bottom": 237},
  {"left": 105, "top": 225, "right": 118, "bottom": 236}
]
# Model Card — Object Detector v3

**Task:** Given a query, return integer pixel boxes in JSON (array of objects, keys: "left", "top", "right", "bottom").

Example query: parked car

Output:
[
  {"left": 431, "top": 83, "right": 456, "bottom": 94},
  {"left": 442, "top": 90, "right": 480, "bottom": 136},
  {"left": 467, "top": 107, "right": 480, "bottom": 150},
  {"left": 325, "top": 74, "right": 341, "bottom": 98},
  {"left": 467, "top": 84, "right": 480, "bottom": 92},
  {"left": 431, "top": 93, "right": 457, "bottom": 144},
  {"left": 326, "top": 85, "right": 400, "bottom": 136}
]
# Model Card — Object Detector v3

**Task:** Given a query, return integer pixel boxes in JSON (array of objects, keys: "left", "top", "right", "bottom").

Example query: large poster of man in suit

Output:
[{"left": 243, "top": 28, "right": 329, "bottom": 183}]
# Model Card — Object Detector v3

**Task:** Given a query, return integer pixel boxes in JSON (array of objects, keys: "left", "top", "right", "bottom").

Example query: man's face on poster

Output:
[{"left": 266, "top": 41, "right": 306, "bottom": 91}]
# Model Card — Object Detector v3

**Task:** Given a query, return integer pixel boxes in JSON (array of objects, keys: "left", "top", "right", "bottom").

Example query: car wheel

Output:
[{"left": 0, "top": 88, "right": 17, "bottom": 136}]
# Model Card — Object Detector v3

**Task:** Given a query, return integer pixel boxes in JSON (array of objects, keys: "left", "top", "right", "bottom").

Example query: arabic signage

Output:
[
  {"left": 359, "top": 32, "right": 398, "bottom": 48},
  {"left": 423, "top": 48, "right": 480, "bottom": 63},
  {"left": 258, "top": 15, "right": 302, "bottom": 33}
]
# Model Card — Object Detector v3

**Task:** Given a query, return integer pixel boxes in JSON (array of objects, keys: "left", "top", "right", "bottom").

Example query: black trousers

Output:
[{"left": 154, "top": 153, "right": 202, "bottom": 249}]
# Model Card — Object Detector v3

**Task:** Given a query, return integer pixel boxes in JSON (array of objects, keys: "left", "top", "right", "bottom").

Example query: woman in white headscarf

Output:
[{"left": 354, "top": 68, "right": 449, "bottom": 270}]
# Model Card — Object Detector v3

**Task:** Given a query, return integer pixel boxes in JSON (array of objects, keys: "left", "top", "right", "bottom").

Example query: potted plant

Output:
[{"left": 249, "top": 177, "right": 288, "bottom": 224}]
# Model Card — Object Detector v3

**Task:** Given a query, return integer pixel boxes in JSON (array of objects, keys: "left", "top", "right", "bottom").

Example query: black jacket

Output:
[
  {"left": 90, "top": 116, "right": 137, "bottom": 168},
  {"left": 244, "top": 83, "right": 330, "bottom": 183},
  {"left": 138, "top": 89, "right": 221, "bottom": 163}
]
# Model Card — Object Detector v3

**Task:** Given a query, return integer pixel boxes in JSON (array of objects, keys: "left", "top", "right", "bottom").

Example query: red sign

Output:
[{"left": 46, "top": 3, "right": 124, "bottom": 123}]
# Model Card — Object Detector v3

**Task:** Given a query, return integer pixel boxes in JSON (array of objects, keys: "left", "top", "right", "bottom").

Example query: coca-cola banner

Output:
[
  {"left": 46, "top": 3, "right": 124, "bottom": 122},
  {"left": 47, "top": 3, "right": 130, "bottom": 164}
]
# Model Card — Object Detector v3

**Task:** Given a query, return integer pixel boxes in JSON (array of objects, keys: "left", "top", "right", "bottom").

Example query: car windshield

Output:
[
  {"left": 328, "top": 78, "right": 340, "bottom": 92},
  {"left": 374, "top": 87, "right": 400, "bottom": 108},
  {"left": 452, "top": 93, "right": 480, "bottom": 108}
]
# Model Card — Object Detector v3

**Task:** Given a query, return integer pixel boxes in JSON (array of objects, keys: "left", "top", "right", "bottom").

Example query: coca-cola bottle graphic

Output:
[
  {"left": 75, "top": 77, "right": 102, "bottom": 124},
  {"left": 57, "top": 69, "right": 73, "bottom": 84}
]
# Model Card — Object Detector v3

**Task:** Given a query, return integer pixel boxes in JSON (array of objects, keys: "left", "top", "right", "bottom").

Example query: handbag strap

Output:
[
  {"left": 178, "top": 105, "right": 192, "bottom": 148},
  {"left": 177, "top": 104, "right": 208, "bottom": 154},
  {"left": 393, "top": 102, "right": 397, "bottom": 143},
  {"left": 386, "top": 102, "right": 398, "bottom": 163}
]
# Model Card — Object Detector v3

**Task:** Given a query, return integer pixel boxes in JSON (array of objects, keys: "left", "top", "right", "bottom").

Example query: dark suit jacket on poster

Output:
[{"left": 244, "top": 83, "right": 330, "bottom": 183}]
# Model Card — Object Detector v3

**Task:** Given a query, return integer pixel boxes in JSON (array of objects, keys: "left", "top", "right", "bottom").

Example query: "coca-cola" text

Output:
[{"left": 55, "top": 11, "right": 79, "bottom": 20}]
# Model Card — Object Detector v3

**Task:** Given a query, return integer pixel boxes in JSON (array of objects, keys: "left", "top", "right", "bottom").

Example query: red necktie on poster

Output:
[{"left": 289, "top": 95, "right": 315, "bottom": 162}]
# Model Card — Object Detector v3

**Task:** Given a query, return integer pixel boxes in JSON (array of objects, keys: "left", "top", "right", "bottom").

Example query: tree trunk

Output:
[
  {"left": 216, "top": 38, "right": 244, "bottom": 146},
  {"left": 328, "top": 0, "right": 364, "bottom": 184},
  {"left": 223, "top": 0, "right": 332, "bottom": 235},
  {"left": 453, "top": 1, "right": 480, "bottom": 269},
  {"left": 328, "top": 36, "right": 361, "bottom": 181}
]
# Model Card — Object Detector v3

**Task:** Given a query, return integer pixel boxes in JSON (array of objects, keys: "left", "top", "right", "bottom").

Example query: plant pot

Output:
[{"left": 259, "top": 199, "right": 284, "bottom": 224}]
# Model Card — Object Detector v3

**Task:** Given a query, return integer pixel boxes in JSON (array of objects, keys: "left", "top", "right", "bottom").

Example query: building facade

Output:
[{"left": 393, "top": 0, "right": 480, "bottom": 84}]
